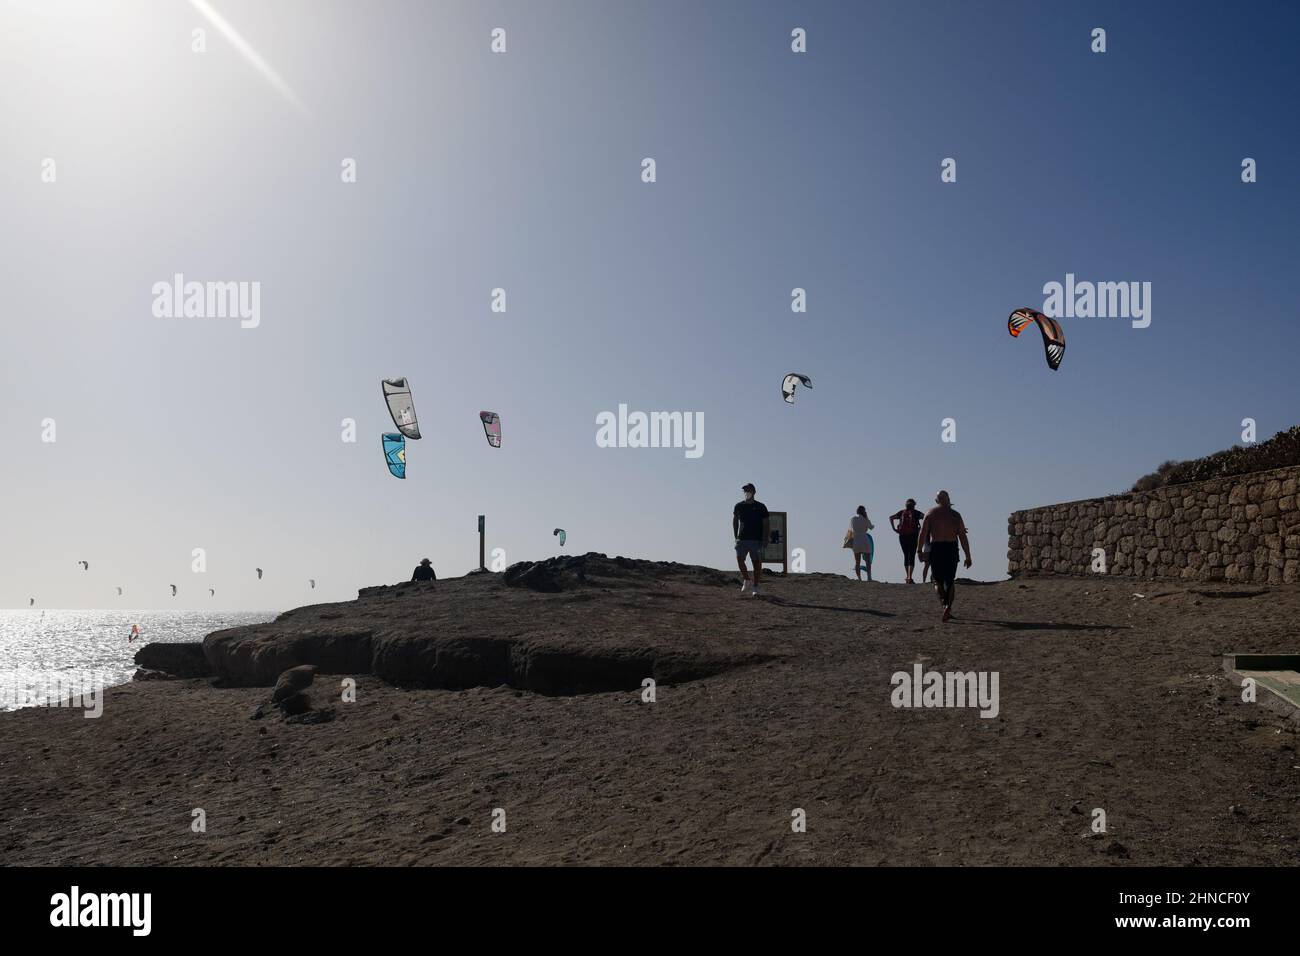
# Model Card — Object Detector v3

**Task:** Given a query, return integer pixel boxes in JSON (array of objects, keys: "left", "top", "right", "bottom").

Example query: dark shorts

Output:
[
  {"left": 735, "top": 540, "right": 763, "bottom": 561},
  {"left": 929, "top": 541, "right": 959, "bottom": 583},
  {"left": 899, "top": 533, "right": 919, "bottom": 564}
]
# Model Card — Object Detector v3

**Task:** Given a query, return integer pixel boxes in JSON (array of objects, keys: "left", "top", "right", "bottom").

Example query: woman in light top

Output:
[{"left": 849, "top": 506, "right": 875, "bottom": 581}]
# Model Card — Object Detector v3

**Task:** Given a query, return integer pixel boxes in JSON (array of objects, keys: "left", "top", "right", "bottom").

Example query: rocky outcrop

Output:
[
  {"left": 202, "top": 554, "right": 781, "bottom": 694},
  {"left": 503, "top": 553, "right": 737, "bottom": 592},
  {"left": 203, "top": 627, "right": 374, "bottom": 686},
  {"left": 132, "top": 641, "right": 211, "bottom": 679},
  {"left": 369, "top": 633, "right": 754, "bottom": 694},
  {"left": 1008, "top": 465, "right": 1300, "bottom": 583}
]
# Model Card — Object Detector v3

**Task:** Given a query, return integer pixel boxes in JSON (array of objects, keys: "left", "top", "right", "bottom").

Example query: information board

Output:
[{"left": 763, "top": 511, "right": 788, "bottom": 573}]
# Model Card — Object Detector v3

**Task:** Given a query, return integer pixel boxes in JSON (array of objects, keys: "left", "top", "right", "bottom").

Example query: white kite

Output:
[{"left": 781, "top": 373, "right": 813, "bottom": 404}]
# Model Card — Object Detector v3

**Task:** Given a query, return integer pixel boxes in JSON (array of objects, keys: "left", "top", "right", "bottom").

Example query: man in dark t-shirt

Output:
[
  {"left": 411, "top": 558, "right": 436, "bottom": 582},
  {"left": 732, "top": 482, "right": 770, "bottom": 597}
]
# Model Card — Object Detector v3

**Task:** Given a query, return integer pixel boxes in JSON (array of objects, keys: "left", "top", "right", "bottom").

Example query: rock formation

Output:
[{"left": 142, "top": 554, "right": 783, "bottom": 695}]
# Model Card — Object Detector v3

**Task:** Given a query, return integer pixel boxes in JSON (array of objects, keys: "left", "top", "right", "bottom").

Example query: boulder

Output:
[
  {"left": 272, "top": 665, "right": 318, "bottom": 704},
  {"left": 278, "top": 692, "right": 313, "bottom": 716}
]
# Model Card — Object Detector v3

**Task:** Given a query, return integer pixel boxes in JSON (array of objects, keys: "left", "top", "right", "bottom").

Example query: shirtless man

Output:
[{"left": 917, "top": 490, "right": 971, "bottom": 622}]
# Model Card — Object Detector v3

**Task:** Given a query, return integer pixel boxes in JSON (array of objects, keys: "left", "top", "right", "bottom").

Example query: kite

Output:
[
  {"left": 383, "top": 433, "right": 407, "bottom": 479},
  {"left": 116, "top": 587, "right": 123, "bottom": 596},
  {"left": 781, "top": 373, "right": 812, "bottom": 404},
  {"left": 382, "top": 378, "right": 421, "bottom": 439},
  {"left": 309, "top": 579, "right": 316, "bottom": 589},
  {"left": 170, "top": 584, "right": 177, "bottom": 597},
  {"left": 256, "top": 568, "right": 263, "bottom": 580},
  {"left": 554, "top": 528, "right": 566, "bottom": 547},
  {"left": 1008, "top": 308, "right": 1065, "bottom": 371},
  {"left": 479, "top": 411, "right": 502, "bottom": 448},
  {"left": 209, "top": 588, "right": 215, "bottom": 597},
  {"left": 78, "top": 561, "right": 89, "bottom": 570},
  {"left": 29, "top": 598, "right": 34, "bottom": 607}
]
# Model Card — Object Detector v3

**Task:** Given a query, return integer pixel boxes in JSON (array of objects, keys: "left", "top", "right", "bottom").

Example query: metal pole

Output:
[{"left": 478, "top": 515, "right": 485, "bottom": 571}]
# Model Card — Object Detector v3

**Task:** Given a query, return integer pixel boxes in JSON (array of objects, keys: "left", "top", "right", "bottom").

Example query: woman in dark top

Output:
[{"left": 889, "top": 499, "right": 923, "bottom": 584}]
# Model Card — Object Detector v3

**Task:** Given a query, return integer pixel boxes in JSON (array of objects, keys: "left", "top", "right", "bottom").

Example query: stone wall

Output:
[{"left": 1007, "top": 465, "right": 1300, "bottom": 583}]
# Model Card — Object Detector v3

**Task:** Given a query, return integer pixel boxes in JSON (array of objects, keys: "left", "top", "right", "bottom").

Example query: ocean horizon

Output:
[{"left": 0, "top": 609, "right": 275, "bottom": 712}]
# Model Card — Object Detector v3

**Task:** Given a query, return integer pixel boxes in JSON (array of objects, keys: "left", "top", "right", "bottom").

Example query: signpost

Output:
[
  {"left": 764, "top": 511, "right": 788, "bottom": 575},
  {"left": 478, "top": 515, "right": 485, "bottom": 571}
]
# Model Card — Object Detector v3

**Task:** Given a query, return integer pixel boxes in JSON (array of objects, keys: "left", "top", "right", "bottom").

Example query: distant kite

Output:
[
  {"left": 479, "top": 411, "right": 502, "bottom": 448},
  {"left": 209, "top": 588, "right": 215, "bottom": 597},
  {"left": 1008, "top": 308, "right": 1065, "bottom": 371},
  {"left": 78, "top": 560, "right": 89, "bottom": 570},
  {"left": 116, "top": 587, "right": 123, "bottom": 596},
  {"left": 383, "top": 433, "right": 407, "bottom": 479},
  {"left": 554, "top": 528, "right": 566, "bottom": 547},
  {"left": 309, "top": 579, "right": 316, "bottom": 589},
  {"left": 781, "top": 373, "right": 812, "bottom": 404},
  {"left": 170, "top": 584, "right": 178, "bottom": 597},
  {"left": 29, "top": 598, "right": 35, "bottom": 607},
  {"left": 256, "top": 568, "right": 263, "bottom": 580},
  {"left": 382, "top": 378, "right": 421, "bottom": 439}
]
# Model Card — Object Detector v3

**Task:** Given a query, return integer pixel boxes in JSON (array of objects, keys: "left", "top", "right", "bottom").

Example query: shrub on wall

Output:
[{"left": 1131, "top": 426, "right": 1300, "bottom": 492}]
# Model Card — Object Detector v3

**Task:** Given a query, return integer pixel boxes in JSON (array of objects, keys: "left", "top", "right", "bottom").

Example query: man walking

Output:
[
  {"left": 917, "top": 490, "right": 971, "bottom": 622},
  {"left": 732, "top": 482, "right": 770, "bottom": 597}
]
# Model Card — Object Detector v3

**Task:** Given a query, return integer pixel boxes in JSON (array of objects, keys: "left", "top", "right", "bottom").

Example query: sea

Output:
[{"left": 0, "top": 609, "right": 275, "bottom": 712}]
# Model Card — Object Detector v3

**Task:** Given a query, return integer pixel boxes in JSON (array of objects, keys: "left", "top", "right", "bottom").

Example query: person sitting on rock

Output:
[{"left": 411, "top": 558, "right": 436, "bottom": 582}]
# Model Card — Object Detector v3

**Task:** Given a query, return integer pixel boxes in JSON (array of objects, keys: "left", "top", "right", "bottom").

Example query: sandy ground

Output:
[{"left": 2, "top": 570, "right": 1298, "bottom": 866}]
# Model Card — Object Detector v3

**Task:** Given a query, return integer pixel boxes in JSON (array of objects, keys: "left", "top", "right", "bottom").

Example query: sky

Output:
[{"left": 2, "top": 0, "right": 1298, "bottom": 609}]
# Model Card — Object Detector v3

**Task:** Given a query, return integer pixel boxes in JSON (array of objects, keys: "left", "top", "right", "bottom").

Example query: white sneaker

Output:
[{"left": 750, "top": 587, "right": 760, "bottom": 598}]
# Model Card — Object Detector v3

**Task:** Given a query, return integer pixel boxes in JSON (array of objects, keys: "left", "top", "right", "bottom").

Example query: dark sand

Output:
[{"left": 2, "top": 570, "right": 1298, "bottom": 866}]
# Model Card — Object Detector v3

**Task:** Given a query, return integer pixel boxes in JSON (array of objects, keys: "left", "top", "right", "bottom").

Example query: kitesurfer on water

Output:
[{"left": 411, "top": 558, "right": 436, "bottom": 583}]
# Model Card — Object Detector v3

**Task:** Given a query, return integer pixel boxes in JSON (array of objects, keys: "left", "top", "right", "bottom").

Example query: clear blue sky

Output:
[{"left": 2, "top": 0, "right": 1298, "bottom": 608}]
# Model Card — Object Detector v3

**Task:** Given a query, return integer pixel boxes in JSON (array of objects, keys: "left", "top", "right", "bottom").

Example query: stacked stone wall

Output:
[{"left": 1007, "top": 466, "right": 1300, "bottom": 583}]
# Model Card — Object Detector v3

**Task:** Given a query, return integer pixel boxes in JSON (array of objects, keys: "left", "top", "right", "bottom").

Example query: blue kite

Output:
[{"left": 383, "top": 433, "right": 407, "bottom": 479}]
